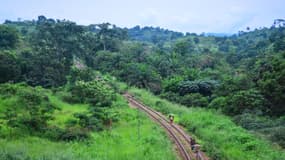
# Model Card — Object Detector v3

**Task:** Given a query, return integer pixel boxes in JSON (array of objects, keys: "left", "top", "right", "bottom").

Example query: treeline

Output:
[{"left": 0, "top": 16, "right": 284, "bottom": 146}]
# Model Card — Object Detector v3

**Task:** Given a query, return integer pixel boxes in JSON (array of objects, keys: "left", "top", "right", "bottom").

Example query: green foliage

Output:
[
  {"left": 269, "top": 27, "right": 285, "bottom": 52},
  {"left": 225, "top": 89, "right": 267, "bottom": 115},
  {"left": 18, "top": 16, "right": 92, "bottom": 87},
  {"left": 2, "top": 16, "right": 283, "bottom": 119},
  {"left": 234, "top": 113, "right": 285, "bottom": 148},
  {"left": 0, "top": 51, "right": 20, "bottom": 83},
  {"left": 180, "top": 93, "right": 209, "bottom": 107},
  {"left": 119, "top": 63, "right": 162, "bottom": 93},
  {"left": 129, "top": 88, "right": 285, "bottom": 160},
  {"left": 0, "top": 25, "right": 19, "bottom": 49},
  {"left": 73, "top": 112, "right": 103, "bottom": 131},
  {"left": 215, "top": 74, "right": 254, "bottom": 96},
  {"left": 159, "top": 91, "right": 181, "bottom": 103},
  {"left": 1, "top": 16, "right": 285, "bottom": 154},
  {"left": 91, "top": 50, "right": 122, "bottom": 73},
  {"left": 173, "top": 38, "right": 194, "bottom": 55},
  {"left": 162, "top": 76, "right": 184, "bottom": 93},
  {"left": 178, "top": 79, "right": 218, "bottom": 96},
  {"left": 69, "top": 80, "right": 115, "bottom": 107},
  {"left": 255, "top": 53, "right": 285, "bottom": 116},
  {"left": 269, "top": 126, "right": 285, "bottom": 148},
  {"left": 68, "top": 67, "right": 96, "bottom": 84},
  {"left": 128, "top": 25, "right": 183, "bottom": 44},
  {"left": 0, "top": 93, "right": 177, "bottom": 160},
  {"left": 58, "top": 126, "right": 90, "bottom": 141},
  {"left": 0, "top": 83, "right": 57, "bottom": 133},
  {"left": 44, "top": 125, "right": 90, "bottom": 142},
  {"left": 64, "top": 77, "right": 119, "bottom": 133},
  {"left": 208, "top": 96, "right": 227, "bottom": 110},
  {"left": 89, "top": 23, "right": 127, "bottom": 52}
]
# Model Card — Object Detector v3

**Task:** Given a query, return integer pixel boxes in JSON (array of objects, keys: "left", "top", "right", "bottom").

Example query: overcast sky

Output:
[{"left": 0, "top": 0, "right": 284, "bottom": 33}]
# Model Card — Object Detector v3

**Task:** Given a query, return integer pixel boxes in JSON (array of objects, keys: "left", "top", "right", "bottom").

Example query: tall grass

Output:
[
  {"left": 0, "top": 92, "right": 177, "bottom": 160},
  {"left": 128, "top": 87, "right": 285, "bottom": 160},
  {"left": 48, "top": 94, "right": 89, "bottom": 127}
]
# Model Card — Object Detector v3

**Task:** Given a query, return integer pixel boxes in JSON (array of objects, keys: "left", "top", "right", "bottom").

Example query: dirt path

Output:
[{"left": 124, "top": 93, "right": 209, "bottom": 160}]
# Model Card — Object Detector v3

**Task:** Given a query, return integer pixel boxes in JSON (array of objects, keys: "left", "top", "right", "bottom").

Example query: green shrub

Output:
[
  {"left": 269, "top": 127, "right": 285, "bottom": 148},
  {"left": 61, "top": 92, "right": 81, "bottom": 104},
  {"left": 43, "top": 126, "right": 66, "bottom": 141},
  {"left": 0, "top": 83, "right": 57, "bottom": 133},
  {"left": 0, "top": 150, "right": 30, "bottom": 160},
  {"left": 180, "top": 93, "right": 208, "bottom": 107},
  {"left": 59, "top": 126, "right": 90, "bottom": 141},
  {"left": 159, "top": 92, "right": 180, "bottom": 103},
  {"left": 0, "top": 25, "right": 19, "bottom": 49},
  {"left": 178, "top": 80, "right": 218, "bottom": 96},
  {"left": 0, "top": 51, "right": 21, "bottom": 83},
  {"left": 68, "top": 67, "right": 96, "bottom": 84},
  {"left": 225, "top": 89, "right": 267, "bottom": 115},
  {"left": 70, "top": 80, "right": 115, "bottom": 107},
  {"left": 73, "top": 113, "right": 104, "bottom": 131},
  {"left": 233, "top": 113, "right": 271, "bottom": 130},
  {"left": 208, "top": 96, "right": 227, "bottom": 110},
  {"left": 44, "top": 125, "right": 90, "bottom": 141}
]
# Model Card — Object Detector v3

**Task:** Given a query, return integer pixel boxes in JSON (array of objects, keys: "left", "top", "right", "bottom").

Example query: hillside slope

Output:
[
  {"left": 128, "top": 87, "right": 285, "bottom": 160},
  {"left": 0, "top": 83, "right": 177, "bottom": 160}
]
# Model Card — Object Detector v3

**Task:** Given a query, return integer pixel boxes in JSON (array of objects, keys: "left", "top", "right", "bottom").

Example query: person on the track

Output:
[
  {"left": 193, "top": 144, "right": 201, "bottom": 153},
  {"left": 190, "top": 138, "right": 196, "bottom": 150},
  {"left": 190, "top": 138, "right": 202, "bottom": 160},
  {"left": 194, "top": 144, "right": 201, "bottom": 160},
  {"left": 169, "top": 114, "right": 174, "bottom": 124}
]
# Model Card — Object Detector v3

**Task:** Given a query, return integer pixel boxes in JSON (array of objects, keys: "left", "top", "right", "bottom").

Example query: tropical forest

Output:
[{"left": 0, "top": 6, "right": 285, "bottom": 160}]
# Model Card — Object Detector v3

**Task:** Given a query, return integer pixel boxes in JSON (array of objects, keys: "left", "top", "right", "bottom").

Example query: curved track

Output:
[{"left": 124, "top": 93, "right": 209, "bottom": 160}]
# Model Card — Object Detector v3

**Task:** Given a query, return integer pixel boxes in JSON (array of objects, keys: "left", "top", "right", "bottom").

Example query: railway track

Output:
[{"left": 124, "top": 93, "right": 209, "bottom": 160}]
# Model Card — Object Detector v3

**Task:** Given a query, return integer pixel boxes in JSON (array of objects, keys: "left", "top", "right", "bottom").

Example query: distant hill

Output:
[
  {"left": 127, "top": 25, "right": 184, "bottom": 44},
  {"left": 204, "top": 32, "right": 233, "bottom": 37}
]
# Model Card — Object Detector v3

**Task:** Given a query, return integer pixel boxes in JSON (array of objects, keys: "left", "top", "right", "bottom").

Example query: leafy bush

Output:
[
  {"left": 0, "top": 51, "right": 20, "bottom": 83},
  {"left": 178, "top": 80, "right": 218, "bottom": 96},
  {"left": 208, "top": 96, "right": 227, "bottom": 110},
  {"left": 162, "top": 76, "right": 184, "bottom": 93},
  {"left": 73, "top": 113, "right": 103, "bottom": 131},
  {"left": 159, "top": 91, "right": 180, "bottom": 103},
  {"left": 268, "top": 127, "right": 285, "bottom": 148},
  {"left": 234, "top": 113, "right": 285, "bottom": 148},
  {"left": 68, "top": 67, "right": 96, "bottom": 84},
  {"left": 234, "top": 113, "right": 269, "bottom": 130},
  {"left": 69, "top": 80, "right": 115, "bottom": 107},
  {"left": 0, "top": 83, "right": 57, "bottom": 132},
  {"left": 180, "top": 93, "right": 208, "bottom": 107},
  {"left": 225, "top": 89, "right": 267, "bottom": 115},
  {"left": 59, "top": 126, "right": 90, "bottom": 141},
  {"left": 0, "top": 25, "right": 19, "bottom": 49},
  {"left": 44, "top": 125, "right": 90, "bottom": 141},
  {"left": 60, "top": 91, "right": 81, "bottom": 104},
  {"left": 0, "top": 150, "right": 30, "bottom": 160},
  {"left": 119, "top": 63, "right": 162, "bottom": 94},
  {"left": 43, "top": 126, "right": 66, "bottom": 141},
  {"left": 255, "top": 54, "right": 285, "bottom": 116}
]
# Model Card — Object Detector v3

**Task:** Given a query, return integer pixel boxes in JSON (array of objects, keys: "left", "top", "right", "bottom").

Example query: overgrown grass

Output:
[
  {"left": 0, "top": 87, "right": 177, "bottom": 160},
  {"left": 128, "top": 87, "right": 285, "bottom": 160},
  {"left": 0, "top": 111, "right": 177, "bottom": 160},
  {"left": 48, "top": 94, "right": 89, "bottom": 127}
]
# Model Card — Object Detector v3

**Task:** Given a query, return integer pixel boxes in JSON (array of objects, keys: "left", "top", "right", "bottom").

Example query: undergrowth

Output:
[{"left": 128, "top": 87, "right": 285, "bottom": 160}]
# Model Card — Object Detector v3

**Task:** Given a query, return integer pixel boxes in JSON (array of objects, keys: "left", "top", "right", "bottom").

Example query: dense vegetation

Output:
[
  {"left": 0, "top": 15, "right": 284, "bottom": 159},
  {"left": 128, "top": 88, "right": 285, "bottom": 160},
  {"left": 0, "top": 82, "right": 176, "bottom": 160}
]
